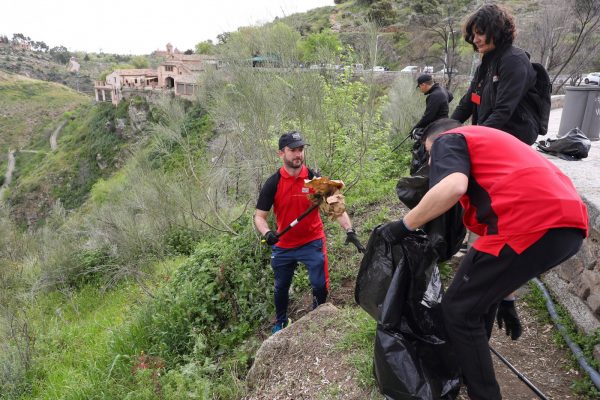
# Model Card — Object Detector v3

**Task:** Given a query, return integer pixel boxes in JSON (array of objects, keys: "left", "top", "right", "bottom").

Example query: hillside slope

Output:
[{"left": 0, "top": 71, "right": 89, "bottom": 154}]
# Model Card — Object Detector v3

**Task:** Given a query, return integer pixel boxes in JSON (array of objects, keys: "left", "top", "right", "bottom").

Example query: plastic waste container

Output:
[{"left": 558, "top": 86, "right": 600, "bottom": 141}]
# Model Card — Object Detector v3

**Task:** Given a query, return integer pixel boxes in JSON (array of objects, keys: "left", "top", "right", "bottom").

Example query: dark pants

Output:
[
  {"left": 271, "top": 238, "right": 329, "bottom": 324},
  {"left": 442, "top": 228, "right": 584, "bottom": 400}
]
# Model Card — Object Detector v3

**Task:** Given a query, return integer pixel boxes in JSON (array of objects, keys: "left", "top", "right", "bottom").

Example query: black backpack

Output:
[
  {"left": 525, "top": 62, "right": 552, "bottom": 136},
  {"left": 492, "top": 54, "right": 552, "bottom": 136}
]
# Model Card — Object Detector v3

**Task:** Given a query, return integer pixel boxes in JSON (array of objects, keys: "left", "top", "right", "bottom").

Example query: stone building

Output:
[
  {"left": 67, "top": 57, "right": 81, "bottom": 73},
  {"left": 94, "top": 44, "right": 217, "bottom": 104},
  {"left": 95, "top": 69, "right": 159, "bottom": 104}
]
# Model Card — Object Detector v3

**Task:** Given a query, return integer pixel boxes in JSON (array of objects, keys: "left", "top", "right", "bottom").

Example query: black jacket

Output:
[
  {"left": 451, "top": 45, "right": 538, "bottom": 145},
  {"left": 414, "top": 83, "right": 454, "bottom": 130}
]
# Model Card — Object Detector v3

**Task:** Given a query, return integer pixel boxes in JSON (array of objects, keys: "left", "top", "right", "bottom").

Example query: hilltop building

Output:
[
  {"left": 94, "top": 43, "right": 218, "bottom": 104},
  {"left": 67, "top": 57, "right": 80, "bottom": 73}
]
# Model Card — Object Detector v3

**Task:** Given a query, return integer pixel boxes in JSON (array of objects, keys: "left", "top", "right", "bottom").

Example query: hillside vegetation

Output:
[{"left": 0, "top": 71, "right": 88, "bottom": 156}]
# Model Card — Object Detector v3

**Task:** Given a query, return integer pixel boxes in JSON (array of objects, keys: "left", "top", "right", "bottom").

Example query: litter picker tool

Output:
[
  {"left": 391, "top": 132, "right": 412, "bottom": 152},
  {"left": 261, "top": 176, "right": 345, "bottom": 243},
  {"left": 490, "top": 346, "right": 549, "bottom": 400},
  {"left": 391, "top": 128, "right": 424, "bottom": 153}
]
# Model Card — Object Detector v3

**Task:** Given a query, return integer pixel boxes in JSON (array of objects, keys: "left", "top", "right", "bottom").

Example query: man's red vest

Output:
[
  {"left": 274, "top": 165, "right": 324, "bottom": 248},
  {"left": 441, "top": 126, "right": 588, "bottom": 255}
]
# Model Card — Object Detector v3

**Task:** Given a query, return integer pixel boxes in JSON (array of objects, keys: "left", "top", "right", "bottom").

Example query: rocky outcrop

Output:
[{"left": 245, "top": 303, "right": 374, "bottom": 400}]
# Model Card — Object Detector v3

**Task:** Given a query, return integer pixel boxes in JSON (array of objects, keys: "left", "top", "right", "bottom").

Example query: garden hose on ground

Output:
[
  {"left": 533, "top": 277, "right": 600, "bottom": 391},
  {"left": 490, "top": 346, "right": 548, "bottom": 400}
]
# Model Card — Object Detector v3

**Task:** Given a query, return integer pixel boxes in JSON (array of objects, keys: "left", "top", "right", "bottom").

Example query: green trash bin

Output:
[{"left": 559, "top": 86, "right": 600, "bottom": 141}]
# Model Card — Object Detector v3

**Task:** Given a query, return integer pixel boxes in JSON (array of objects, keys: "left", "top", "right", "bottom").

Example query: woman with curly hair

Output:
[{"left": 451, "top": 3, "right": 539, "bottom": 145}]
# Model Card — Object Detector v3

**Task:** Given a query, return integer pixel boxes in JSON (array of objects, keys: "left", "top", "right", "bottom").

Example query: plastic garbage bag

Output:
[
  {"left": 396, "top": 166, "right": 466, "bottom": 262},
  {"left": 355, "top": 229, "right": 461, "bottom": 400},
  {"left": 537, "top": 127, "right": 591, "bottom": 160},
  {"left": 410, "top": 140, "right": 429, "bottom": 175}
]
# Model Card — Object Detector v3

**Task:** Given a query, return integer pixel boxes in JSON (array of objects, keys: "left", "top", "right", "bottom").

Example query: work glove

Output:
[
  {"left": 263, "top": 230, "right": 279, "bottom": 246},
  {"left": 345, "top": 229, "right": 366, "bottom": 253},
  {"left": 496, "top": 299, "right": 522, "bottom": 340},
  {"left": 411, "top": 128, "right": 425, "bottom": 141},
  {"left": 379, "top": 219, "right": 413, "bottom": 245}
]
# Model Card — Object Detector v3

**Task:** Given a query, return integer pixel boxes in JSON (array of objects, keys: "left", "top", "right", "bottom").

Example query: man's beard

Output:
[{"left": 284, "top": 157, "right": 303, "bottom": 169}]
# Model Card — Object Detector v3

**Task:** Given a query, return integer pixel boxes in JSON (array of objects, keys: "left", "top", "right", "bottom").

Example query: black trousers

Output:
[{"left": 441, "top": 228, "right": 584, "bottom": 400}]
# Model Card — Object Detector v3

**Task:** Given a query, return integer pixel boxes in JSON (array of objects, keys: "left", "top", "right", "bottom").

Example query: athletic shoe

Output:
[{"left": 271, "top": 318, "right": 292, "bottom": 334}]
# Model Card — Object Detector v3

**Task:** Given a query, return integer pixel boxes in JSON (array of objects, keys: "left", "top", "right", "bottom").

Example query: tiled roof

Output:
[{"left": 113, "top": 69, "right": 158, "bottom": 76}]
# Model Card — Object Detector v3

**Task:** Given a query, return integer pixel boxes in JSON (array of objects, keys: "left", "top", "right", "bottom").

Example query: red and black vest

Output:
[
  {"left": 272, "top": 165, "right": 324, "bottom": 248},
  {"left": 442, "top": 126, "right": 588, "bottom": 255}
]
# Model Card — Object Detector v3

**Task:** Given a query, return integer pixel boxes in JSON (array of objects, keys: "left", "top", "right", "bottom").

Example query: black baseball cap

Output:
[
  {"left": 416, "top": 74, "right": 433, "bottom": 87},
  {"left": 278, "top": 131, "right": 308, "bottom": 150}
]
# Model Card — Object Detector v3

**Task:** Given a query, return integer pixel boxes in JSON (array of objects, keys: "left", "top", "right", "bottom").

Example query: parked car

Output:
[
  {"left": 423, "top": 65, "right": 434, "bottom": 73},
  {"left": 437, "top": 67, "right": 459, "bottom": 75},
  {"left": 400, "top": 65, "right": 419, "bottom": 73},
  {"left": 584, "top": 72, "right": 600, "bottom": 85},
  {"left": 372, "top": 66, "right": 385, "bottom": 72}
]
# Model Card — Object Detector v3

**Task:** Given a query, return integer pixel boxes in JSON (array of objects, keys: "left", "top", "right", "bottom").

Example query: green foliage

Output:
[
  {"left": 115, "top": 224, "right": 271, "bottom": 366},
  {"left": 336, "top": 307, "right": 377, "bottom": 388},
  {"left": 367, "top": 0, "right": 398, "bottom": 26},
  {"left": 166, "top": 227, "right": 199, "bottom": 256},
  {"left": 87, "top": 224, "right": 269, "bottom": 398},
  {"left": 25, "top": 283, "right": 143, "bottom": 399},
  {"left": 0, "top": 72, "right": 87, "bottom": 152},
  {"left": 219, "top": 22, "right": 301, "bottom": 67},
  {"left": 49, "top": 45, "right": 70, "bottom": 64},
  {"left": 130, "top": 56, "right": 149, "bottom": 69},
  {"left": 299, "top": 30, "right": 343, "bottom": 64},
  {"left": 49, "top": 103, "right": 126, "bottom": 210},
  {"left": 195, "top": 40, "right": 214, "bottom": 55}
]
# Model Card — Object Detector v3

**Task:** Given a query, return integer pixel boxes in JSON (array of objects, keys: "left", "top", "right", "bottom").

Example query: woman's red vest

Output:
[{"left": 441, "top": 126, "right": 588, "bottom": 255}]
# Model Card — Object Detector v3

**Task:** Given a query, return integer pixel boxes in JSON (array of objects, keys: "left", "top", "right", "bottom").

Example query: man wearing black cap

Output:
[
  {"left": 254, "top": 131, "right": 365, "bottom": 334},
  {"left": 413, "top": 74, "right": 454, "bottom": 134}
]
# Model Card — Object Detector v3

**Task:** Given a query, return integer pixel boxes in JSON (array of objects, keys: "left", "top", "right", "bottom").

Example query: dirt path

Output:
[
  {"left": 0, "top": 149, "right": 16, "bottom": 198},
  {"left": 458, "top": 298, "right": 584, "bottom": 399},
  {"left": 301, "top": 279, "right": 586, "bottom": 399},
  {"left": 50, "top": 120, "right": 67, "bottom": 151}
]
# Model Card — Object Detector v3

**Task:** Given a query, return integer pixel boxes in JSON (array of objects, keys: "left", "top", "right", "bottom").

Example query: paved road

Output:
[{"left": 540, "top": 108, "right": 600, "bottom": 225}]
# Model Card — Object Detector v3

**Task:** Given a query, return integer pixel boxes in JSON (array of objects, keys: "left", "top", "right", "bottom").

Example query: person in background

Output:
[
  {"left": 413, "top": 74, "right": 454, "bottom": 134},
  {"left": 451, "top": 3, "right": 539, "bottom": 145},
  {"left": 409, "top": 73, "right": 454, "bottom": 174},
  {"left": 380, "top": 119, "right": 588, "bottom": 399},
  {"left": 254, "top": 131, "right": 365, "bottom": 334}
]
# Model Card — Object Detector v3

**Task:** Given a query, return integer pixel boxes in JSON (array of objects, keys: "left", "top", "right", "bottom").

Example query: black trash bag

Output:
[
  {"left": 354, "top": 225, "right": 402, "bottom": 321},
  {"left": 410, "top": 140, "right": 429, "bottom": 175},
  {"left": 355, "top": 229, "right": 461, "bottom": 400},
  {"left": 396, "top": 166, "right": 466, "bottom": 262},
  {"left": 537, "top": 127, "right": 591, "bottom": 160}
]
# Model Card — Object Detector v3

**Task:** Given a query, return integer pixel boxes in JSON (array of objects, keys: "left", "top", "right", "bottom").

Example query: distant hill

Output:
[
  {"left": 0, "top": 71, "right": 89, "bottom": 153},
  {"left": 0, "top": 45, "right": 97, "bottom": 94}
]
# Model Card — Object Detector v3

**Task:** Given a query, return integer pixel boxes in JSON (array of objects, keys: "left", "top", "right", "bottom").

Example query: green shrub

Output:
[
  {"left": 166, "top": 227, "right": 199, "bottom": 256},
  {"left": 114, "top": 221, "right": 271, "bottom": 366}
]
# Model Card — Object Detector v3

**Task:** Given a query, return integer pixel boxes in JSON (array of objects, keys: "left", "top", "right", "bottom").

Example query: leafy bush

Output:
[
  {"left": 102, "top": 222, "right": 269, "bottom": 398},
  {"left": 166, "top": 227, "right": 199, "bottom": 256},
  {"left": 115, "top": 222, "right": 271, "bottom": 366}
]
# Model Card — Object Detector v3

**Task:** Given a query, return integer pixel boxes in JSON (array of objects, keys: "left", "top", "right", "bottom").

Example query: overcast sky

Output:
[{"left": 1, "top": 0, "right": 334, "bottom": 55}]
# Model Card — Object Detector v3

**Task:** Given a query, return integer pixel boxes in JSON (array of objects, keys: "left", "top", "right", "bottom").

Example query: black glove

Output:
[
  {"left": 263, "top": 230, "right": 279, "bottom": 246},
  {"left": 379, "top": 219, "right": 413, "bottom": 245},
  {"left": 496, "top": 299, "right": 522, "bottom": 340},
  {"left": 411, "top": 128, "right": 425, "bottom": 141},
  {"left": 345, "top": 229, "right": 365, "bottom": 253}
]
